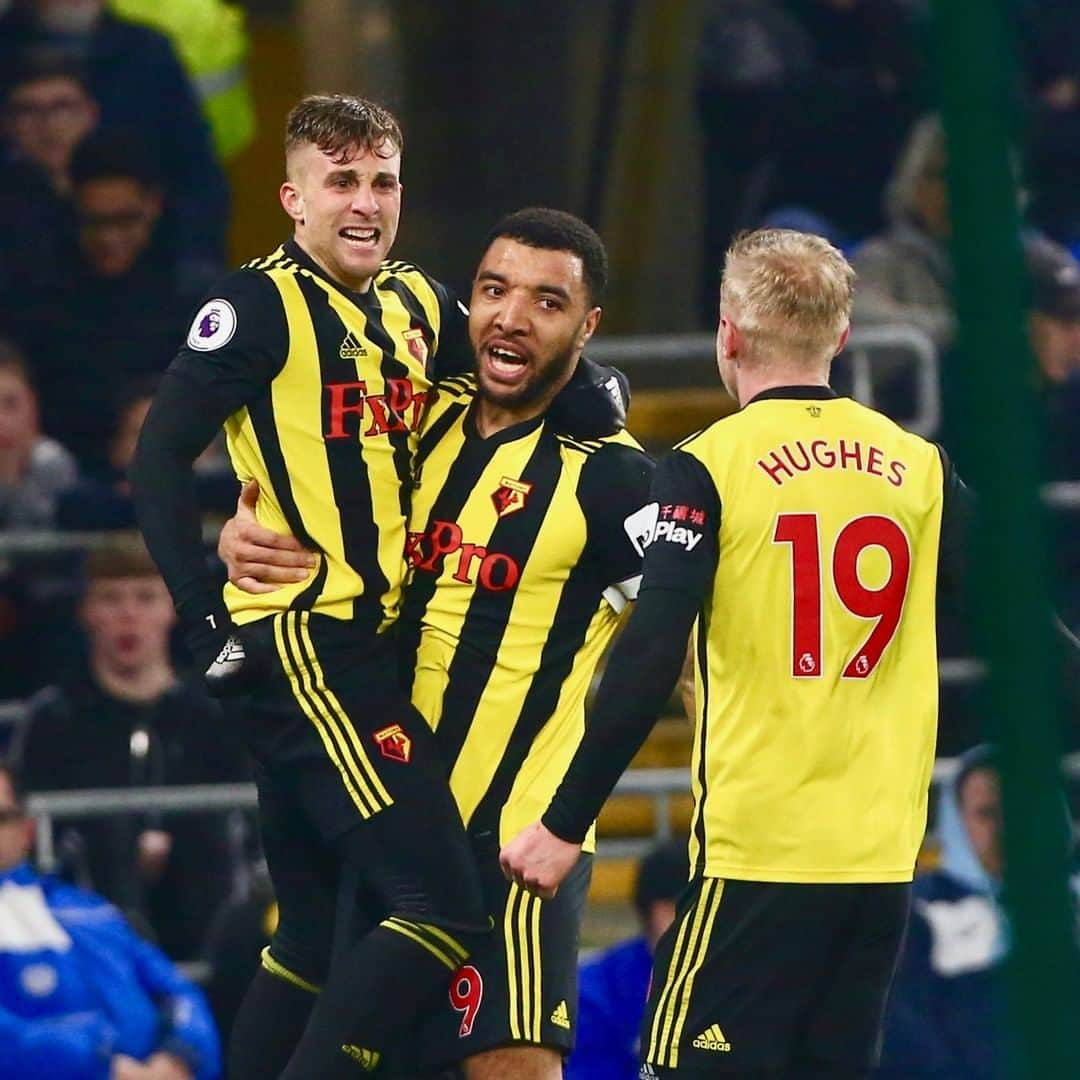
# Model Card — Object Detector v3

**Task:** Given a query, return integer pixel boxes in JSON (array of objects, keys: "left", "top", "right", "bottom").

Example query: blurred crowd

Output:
[{"left": 0, "top": 1, "right": 1077, "bottom": 1076}]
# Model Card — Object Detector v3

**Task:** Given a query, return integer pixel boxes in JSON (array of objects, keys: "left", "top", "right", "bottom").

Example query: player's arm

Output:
[
  {"left": 130, "top": 273, "right": 287, "bottom": 690},
  {"left": 578, "top": 440, "right": 656, "bottom": 613},
  {"left": 549, "top": 357, "right": 630, "bottom": 440},
  {"left": 501, "top": 449, "right": 720, "bottom": 897}
]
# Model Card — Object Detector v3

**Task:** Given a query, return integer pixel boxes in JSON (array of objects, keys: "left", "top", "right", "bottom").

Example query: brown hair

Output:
[
  {"left": 720, "top": 229, "right": 855, "bottom": 364},
  {"left": 0, "top": 339, "right": 32, "bottom": 387},
  {"left": 285, "top": 94, "right": 403, "bottom": 166},
  {"left": 84, "top": 533, "right": 161, "bottom": 582}
]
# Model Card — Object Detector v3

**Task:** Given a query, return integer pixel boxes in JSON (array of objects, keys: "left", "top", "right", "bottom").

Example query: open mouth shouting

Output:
[
  {"left": 482, "top": 339, "right": 531, "bottom": 386},
  {"left": 340, "top": 225, "right": 381, "bottom": 251}
]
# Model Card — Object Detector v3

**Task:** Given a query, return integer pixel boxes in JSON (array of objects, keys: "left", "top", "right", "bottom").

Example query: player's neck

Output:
[
  {"left": 737, "top": 370, "right": 830, "bottom": 408},
  {"left": 474, "top": 397, "right": 548, "bottom": 438}
]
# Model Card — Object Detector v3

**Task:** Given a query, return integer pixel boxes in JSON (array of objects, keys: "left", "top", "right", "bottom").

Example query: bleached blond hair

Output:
[{"left": 720, "top": 229, "right": 855, "bottom": 366}]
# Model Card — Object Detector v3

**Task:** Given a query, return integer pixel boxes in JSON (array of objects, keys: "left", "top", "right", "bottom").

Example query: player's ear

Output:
[
  {"left": 579, "top": 306, "right": 602, "bottom": 349},
  {"left": 280, "top": 180, "right": 305, "bottom": 226},
  {"left": 719, "top": 315, "right": 739, "bottom": 360},
  {"left": 834, "top": 323, "right": 851, "bottom": 356}
]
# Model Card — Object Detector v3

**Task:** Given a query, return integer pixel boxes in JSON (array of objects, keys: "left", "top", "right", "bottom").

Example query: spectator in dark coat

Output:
[
  {"left": 0, "top": 54, "right": 98, "bottom": 308},
  {"left": 0, "top": 0, "right": 229, "bottom": 268},
  {"left": 11, "top": 130, "right": 216, "bottom": 471},
  {"left": 10, "top": 535, "right": 248, "bottom": 960}
]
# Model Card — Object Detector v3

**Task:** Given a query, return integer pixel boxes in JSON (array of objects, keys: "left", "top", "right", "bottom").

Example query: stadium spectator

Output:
[
  {"left": 0, "top": 54, "right": 98, "bottom": 304},
  {"left": 0, "top": 0, "right": 230, "bottom": 267},
  {"left": 850, "top": 114, "right": 954, "bottom": 350},
  {"left": 0, "top": 340, "right": 78, "bottom": 529},
  {"left": 10, "top": 536, "right": 248, "bottom": 960},
  {"left": 57, "top": 377, "right": 236, "bottom": 531},
  {"left": 878, "top": 746, "right": 1013, "bottom": 1077},
  {"left": 0, "top": 763, "right": 222, "bottom": 1079},
  {"left": 566, "top": 844, "right": 688, "bottom": 1080},
  {"left": 11, "top": 130, "right": 215, "bottom": 472},
  {"left": 1017, "top": 0, "right": 1080, "bottom": 242},
  {"left": 696, "top": 0, "right": 921, "bottom": 320}
]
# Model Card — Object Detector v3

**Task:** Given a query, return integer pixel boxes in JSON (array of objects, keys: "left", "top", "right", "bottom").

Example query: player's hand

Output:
[
  {"left": 111, "top": 1057, "right": 151, "bottom": 1080},
  {"left": 499, "top": 822, "right": 582, "bottom": 900},
  {"left": 218, "top": 480, "right": 316, "bottom": 594}
]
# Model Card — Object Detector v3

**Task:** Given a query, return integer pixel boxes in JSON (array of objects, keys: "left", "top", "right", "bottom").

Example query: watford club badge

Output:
[
  {"left": 491, "top": 477, "right": 533, "bottom": 518},
  {"left": 403, "top": 327, "right": 428, "bottom": 366},
  {"left": 373, "top": 723, "right": 412, "bottom": 764}
]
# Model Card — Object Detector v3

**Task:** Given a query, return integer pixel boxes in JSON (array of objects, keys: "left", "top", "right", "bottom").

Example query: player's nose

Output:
[{"left": 350, "top": 183, "right": 379, "bottom": 216}]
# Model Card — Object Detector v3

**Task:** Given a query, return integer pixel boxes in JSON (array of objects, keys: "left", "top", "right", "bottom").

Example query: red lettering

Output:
[
  {"left": 413, "top": 520, "right": 463, "bottom": 571},
  {"left": 782, "top": 441, "right": 812, "bottom": 472},
  {"left": 477, "top": 553, "right": 520, "bottom": 592},
  {"left": 409, "top": 389, "right": 429, "bottom": 431},
  {"left": 888, "top": 460, "right": 907, "bottom": 487},
  {"left": 866, "top": 445, "right": 884, "bottom": 476},
  {"left": 324, "top": 381, "right": 368, "bottom": 439},
  {"left": 839, "top": 439, "right": 863, "bottom": 471},
  {"left": 757, "top": 451, "right": 794, "bottom": 486},
  {"left": 810, "top": 439, "right": 836, "bottom": 468},
  {"left": 454, "top": 543, "right": 487, "bottom": 584},
  {"left": 404, "top": 531, "right": 423, "bottom": 566},
  {"left": 365, "top": 394, "right": 409, "bottom": 436}
]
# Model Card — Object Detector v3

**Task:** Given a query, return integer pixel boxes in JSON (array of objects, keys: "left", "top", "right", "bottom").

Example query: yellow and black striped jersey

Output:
[
  {"left": 399, "top": 375, "right": 654, "bottom": 846},
  {"left": 642, "top": 387, "right": 958, "bottom": 882},
  {"left": 166, "top": 240, "right": 471, "bottom": 635}
]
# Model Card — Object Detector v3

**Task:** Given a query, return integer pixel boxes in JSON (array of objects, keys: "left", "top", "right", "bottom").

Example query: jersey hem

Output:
[{"left": 702, "top": 863, "right": 915, "bottom": 883}]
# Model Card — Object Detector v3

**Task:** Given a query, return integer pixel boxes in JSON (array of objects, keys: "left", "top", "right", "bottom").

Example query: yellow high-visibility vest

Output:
[{"left": 109, "top": 0, "right": 255, "bottom": 159}]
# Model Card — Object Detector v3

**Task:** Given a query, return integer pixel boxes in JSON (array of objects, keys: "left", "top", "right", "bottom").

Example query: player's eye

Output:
[
  {"left": 539, "top": 297, "right": 563, "bottom": 311},
  {"left": 483, "top": 285, "right": 504, "bottom": 298}
]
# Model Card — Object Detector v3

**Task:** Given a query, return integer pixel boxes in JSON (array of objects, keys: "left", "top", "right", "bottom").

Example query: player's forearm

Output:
[
  {"left": 130, "top": 371, "right": 232, "bottom": 632},
  {"left": 541, "top": 586, "right": 700, "bottom": 842}
]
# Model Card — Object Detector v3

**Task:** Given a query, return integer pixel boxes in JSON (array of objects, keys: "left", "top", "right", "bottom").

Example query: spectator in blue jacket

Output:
[
  {"left": 566, "top": 843, "right": 688, "bottom": 1080},
  {"left": 0, "top": 763, "right": 221, "bottom": 1079},
  {"left": 878, "top": 746, "right": 1009, "bottom": 1078}
]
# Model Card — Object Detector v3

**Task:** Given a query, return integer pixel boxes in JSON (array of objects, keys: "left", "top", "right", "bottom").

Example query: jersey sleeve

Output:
[
  {"left": 429, "top": 280, "right": 473, "bottom": 380},
  {"left": 578, "top": 442, "right": 656, "bottom": 612},
  {"left": 131, "top": 269, "right": 287, "bottom": 641},
  {"left": 636, "top": 448, "right": 722, "bottom": 600},
  {"left": 169, "top": 268, "right": 288, "bottom": 405}
]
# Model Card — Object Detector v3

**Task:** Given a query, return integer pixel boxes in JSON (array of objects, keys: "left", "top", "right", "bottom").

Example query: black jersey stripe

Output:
[
  {"left": 357, "top": 286, "right": 426, "bottom": 520},
  {"left": 690, "top": 605, "right": 711, "bottom": 875},
  {"left": 468, "top": 561, "right": 601, "bottom": 835},
  {"left": 246, "top": 396, "right": 318, "bottom": 551},
  {"left": 433, "top": 433, "right": 563, "bottom": 769},
  {"left": 295, "top": 273, "right": 389, "bottom": 628},
  {"left": 416, "top": 400, "right": 468, "bottom": 468},
  {"left": 398, "top": 425, "right": 495, "bottom": 682}
]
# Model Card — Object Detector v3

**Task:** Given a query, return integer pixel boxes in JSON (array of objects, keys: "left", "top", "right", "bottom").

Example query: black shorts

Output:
[
  {"left": 240, "top": 612, "right": 485, "bottom": 986},
  {"left": 391, "top": 844, "right": 593, "bottom": 1072},
  {"left": 641, "top": 877, "right": 910, "bottom": 1077}
]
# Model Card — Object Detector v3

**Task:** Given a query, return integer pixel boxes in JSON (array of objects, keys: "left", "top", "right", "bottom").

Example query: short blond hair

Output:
[{"left": 720, "top": 229, "right": 855, "bottom": 364}]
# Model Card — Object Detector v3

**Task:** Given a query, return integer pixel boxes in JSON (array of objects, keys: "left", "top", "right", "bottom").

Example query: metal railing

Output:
[
  {"left": 587, "top": 324, "right": 942, "bottom": 437},
  {"left": 27, "top": 755, "right": 1080, "bottom": 869}
]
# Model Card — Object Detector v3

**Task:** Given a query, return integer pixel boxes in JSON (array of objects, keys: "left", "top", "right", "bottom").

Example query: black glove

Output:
[
  {"left": 548, "top": 355, "right": 630, "bottom": 439},
  {"left": 182, "top": 606, "right": 264, "bottom": 698}
]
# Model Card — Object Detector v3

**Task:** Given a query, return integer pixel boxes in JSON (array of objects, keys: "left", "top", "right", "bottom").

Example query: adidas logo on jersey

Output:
[
  {"left": 692, "top": 1023, "right": 731, "bottom": 1052},
  {"left": 340, "top": 1044, "right": 381, "bottom": 1070},
  {"left": 550, "top": 1000, "right": 571, "bottom": 1029},
  {"left": 340, "top": 330, "right": 367, "bottom": 358}
]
